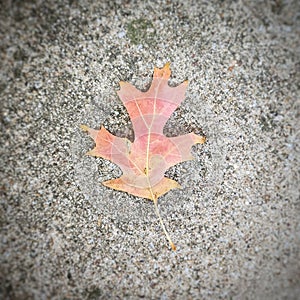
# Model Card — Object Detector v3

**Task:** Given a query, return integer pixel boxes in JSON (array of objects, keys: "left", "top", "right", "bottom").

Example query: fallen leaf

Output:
[{"left": 81, "top": 63, "right": 206, "bottom": 250}]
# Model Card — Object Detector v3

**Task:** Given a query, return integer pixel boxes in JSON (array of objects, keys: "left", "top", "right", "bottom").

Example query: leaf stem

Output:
[{"left": 153, "top": 199, "right": 176, "bottom": 251}]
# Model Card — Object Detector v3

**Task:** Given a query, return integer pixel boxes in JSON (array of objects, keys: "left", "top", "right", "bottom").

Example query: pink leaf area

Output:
[{"left": 81, "top": 63, "right": 206, "bottom": 249}]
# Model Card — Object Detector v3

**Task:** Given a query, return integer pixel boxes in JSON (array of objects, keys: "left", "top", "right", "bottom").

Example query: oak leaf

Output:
[{"left": 81, "top": 63, "right": 206, "bottom": 250}]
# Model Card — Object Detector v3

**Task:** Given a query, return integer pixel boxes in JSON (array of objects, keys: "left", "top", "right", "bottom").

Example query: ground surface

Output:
[{"left": 0, "top": 0, "right": 299, "bottom": 299}]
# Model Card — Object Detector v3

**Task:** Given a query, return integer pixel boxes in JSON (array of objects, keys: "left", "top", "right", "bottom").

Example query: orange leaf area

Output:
[{"left": 81, "top": 63, "right": 206, "bottom": 201}]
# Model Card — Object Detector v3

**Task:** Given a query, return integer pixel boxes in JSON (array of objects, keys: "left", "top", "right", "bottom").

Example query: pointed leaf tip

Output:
[
  {"left": 196, "top": 135, "right": 206, "bottom": 144},
  {"left": 190, "top": 133, "right": 206, "bottom": 145},
  {"left": 154, "top": 62, "right": 171, "bottom": 79},
  {"left": 80, "top": 124, "right": 100, "bottom": 141}
]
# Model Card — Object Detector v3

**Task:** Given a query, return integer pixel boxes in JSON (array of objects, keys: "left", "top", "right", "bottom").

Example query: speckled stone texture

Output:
[{"left": 0, "top": 0, "right": 299, "bottom": 299}]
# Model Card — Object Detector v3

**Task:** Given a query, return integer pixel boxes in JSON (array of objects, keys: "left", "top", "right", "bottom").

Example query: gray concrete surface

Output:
[{"left": 1, "top": 0, "right": 299, "bottom": 299}]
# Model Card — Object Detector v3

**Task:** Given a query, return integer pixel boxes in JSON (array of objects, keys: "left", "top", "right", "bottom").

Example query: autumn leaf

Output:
[{"left": 81, "top": 63, "right": 206, "bottom": 250}]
